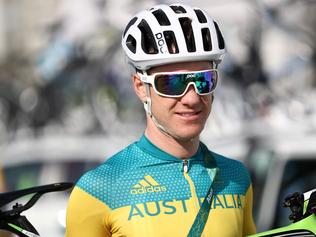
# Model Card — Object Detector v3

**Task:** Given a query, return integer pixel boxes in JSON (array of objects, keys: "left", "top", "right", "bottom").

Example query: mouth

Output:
[{"left": 176, "top": 111, "right": 202, "bottom": 120}]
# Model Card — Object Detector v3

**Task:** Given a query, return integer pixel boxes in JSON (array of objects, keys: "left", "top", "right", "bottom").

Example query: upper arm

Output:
[
  {"left": 65, "top": 186, "right": 112, "bottom": 237},
  {"left": 0, "top": 166, "right": 5, "bottom": 192},
  {"left": 243, "top": 185, "right": 256, "bottom": 235}
]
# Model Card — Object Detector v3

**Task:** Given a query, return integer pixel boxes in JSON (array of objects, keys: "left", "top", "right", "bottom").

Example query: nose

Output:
[{"left": 180, "top": 84, "right": 201, "bottom": 106}]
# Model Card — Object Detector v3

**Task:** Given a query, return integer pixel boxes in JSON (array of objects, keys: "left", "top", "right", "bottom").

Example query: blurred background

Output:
[{"left": 0, "top": 0, "right": 315, "bottom": 236}]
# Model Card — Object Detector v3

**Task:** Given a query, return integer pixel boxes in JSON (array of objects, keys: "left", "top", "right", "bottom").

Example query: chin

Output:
[{"left": 172, "top": 127, "right": 203, "bottom": 142}]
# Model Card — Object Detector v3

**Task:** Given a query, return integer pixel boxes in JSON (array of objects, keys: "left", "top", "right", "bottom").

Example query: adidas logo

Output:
[{"left": 130, "top": 175, "right": 167, "bottom": 195}]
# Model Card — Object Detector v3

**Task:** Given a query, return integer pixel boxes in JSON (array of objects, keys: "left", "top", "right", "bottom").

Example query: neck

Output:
[{"left": 144, "top": 124, "right": 200, "bottom": 160}]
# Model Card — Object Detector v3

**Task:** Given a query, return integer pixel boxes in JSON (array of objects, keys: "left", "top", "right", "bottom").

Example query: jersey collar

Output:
[{"left": 136, "top": 134, "right": 204, "bottom": 162}]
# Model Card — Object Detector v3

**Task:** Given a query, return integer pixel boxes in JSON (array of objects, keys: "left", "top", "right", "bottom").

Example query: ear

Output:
[{"left": 132, "top": 74, "right": 147, "bottom": 103}]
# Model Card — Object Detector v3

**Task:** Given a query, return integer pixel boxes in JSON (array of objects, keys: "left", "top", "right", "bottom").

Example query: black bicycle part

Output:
[
  {"left": 304, "top": 191, "right": 316, "bottom": 218},
  {"left": 0, "top": 182, "right": 73, "bottom": 208},
  {"left": 257, "top": 229, "right": 316, "bottom": 237},
  {"left": 283, "top": 190, "right": 316, "bottom": 223},
  {"left": 283, "top": 191, "right": 304, "bottom": 222},
  {"left": 0, "top": 182, "right": 74, "bottom": 236},
  {"left": 0, "top": 215, "right": 39, "bottom": 237}
]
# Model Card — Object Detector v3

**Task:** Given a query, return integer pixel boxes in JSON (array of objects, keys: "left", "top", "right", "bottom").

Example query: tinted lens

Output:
[
  {"left": 194, "top": 71, "right": 217, "bottom": 94},
  {"left": 154, "top": 74, "right": 187, "bottom": 95},
  {"left": 154, "top": 70, "right": 217, "bottom": 96}
]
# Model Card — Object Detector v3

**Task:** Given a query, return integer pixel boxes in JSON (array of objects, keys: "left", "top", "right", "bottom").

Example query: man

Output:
[{"left": 65, "top": 3, "right": 256, "bottom": 237}]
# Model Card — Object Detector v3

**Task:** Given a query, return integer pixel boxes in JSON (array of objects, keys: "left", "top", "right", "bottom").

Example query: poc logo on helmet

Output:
[
  {"left": 155, "top": 33, "right": 167, "bottom": 54},
  {"left": 186, "top": 74, "right": 195, "bottom": 78}
]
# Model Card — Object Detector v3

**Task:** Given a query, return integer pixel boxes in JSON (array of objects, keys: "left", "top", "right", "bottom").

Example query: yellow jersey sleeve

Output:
[
  {"left": 0, "top": 166, "right": 6, "bottom": 192},
  {"left": 243, "top": 185, "right": 257, "bottom": 236},
  {"left": 64, "top": 187, "right": 111, "bottom": 237}
]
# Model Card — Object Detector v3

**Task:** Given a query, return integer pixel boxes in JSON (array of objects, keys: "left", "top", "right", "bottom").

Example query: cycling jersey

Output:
[{"left": 65, "top": 135, "right": 256, "bottom": 237}]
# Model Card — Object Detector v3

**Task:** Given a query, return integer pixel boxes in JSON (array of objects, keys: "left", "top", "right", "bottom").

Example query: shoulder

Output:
[
  {"left": 207, "top": 149, "right": 252, "bottom": 194},
  {"left": 75, "top": 142, "right": 142, "bottom": 197},
  {"left": 212, "top": 151, "right": 250, "bottom": 178}
]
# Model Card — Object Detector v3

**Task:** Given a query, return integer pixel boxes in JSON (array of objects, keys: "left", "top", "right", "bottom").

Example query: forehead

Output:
[{"left": 148, "top": 61, "right": 213, "bottom": 74}]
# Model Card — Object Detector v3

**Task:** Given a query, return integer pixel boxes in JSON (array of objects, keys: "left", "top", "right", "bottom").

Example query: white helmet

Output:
[{"left": 122, "top": 3, "right": 226, "bottom": 71}]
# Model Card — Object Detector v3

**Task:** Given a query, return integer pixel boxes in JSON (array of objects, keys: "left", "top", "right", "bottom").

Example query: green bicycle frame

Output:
[{"left": 248, "top": 189, "right": 316, "bottom": 237}]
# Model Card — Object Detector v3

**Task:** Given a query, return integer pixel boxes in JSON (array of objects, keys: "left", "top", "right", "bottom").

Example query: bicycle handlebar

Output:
[
  {"left": 0, "top": 182, "right": 73, "bottom": 208},
  {"left": 0, "top": 182, "right": 73, "bottom": 237}
]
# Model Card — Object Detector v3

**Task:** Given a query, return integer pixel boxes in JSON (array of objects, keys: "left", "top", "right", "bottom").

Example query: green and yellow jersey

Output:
[{"left": 65, "top": 135, "right": 256, "bottom": 237}]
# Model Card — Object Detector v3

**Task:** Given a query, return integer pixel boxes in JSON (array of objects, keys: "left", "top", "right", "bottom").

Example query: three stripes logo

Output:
[{"left": 130, "top": 175, "right": 167, "bottom": 195}]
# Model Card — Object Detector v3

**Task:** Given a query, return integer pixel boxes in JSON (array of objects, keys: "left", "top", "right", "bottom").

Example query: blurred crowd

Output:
[
  {"left": 0, "top": 0, "right": 315, "bottom": 145},
  {"left": 0, "top": 0, "right": 314, "bottom": 146}
]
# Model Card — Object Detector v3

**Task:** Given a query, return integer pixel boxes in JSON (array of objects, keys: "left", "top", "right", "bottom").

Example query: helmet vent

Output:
[
  {"left": 152, "top": 9, "right": 170, "bottom": 26},
  {"left": 163, "top": 31, "right": 179, "bottom": 54},
  {"left": 179, "top": 17, "right": 196, "bottom": 52},
  {"left": 194, "top": 9, "right": 207, "bottom": 23},
  {"left": 170, "top": 5, "right": 187, "bottom": 14},
  {"left": 123, "top": 17, "right": 138, "bottom": 37},
  {"left": 126, "top": 35, "right": 137, "bottom": 53},
  {"left": 201, "top": 28, "right": 212, "bottom": 51},
  {"left": 214, "top": 21, "right": 225, "bottom": 49},
  {"left": 138, "top": 19, "right": 158, "bottom": 54}
]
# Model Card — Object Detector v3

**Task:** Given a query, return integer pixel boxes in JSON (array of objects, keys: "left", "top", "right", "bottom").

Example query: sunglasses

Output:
[{"left": 138, "top": 69, "right": 218, "bottom": 98}]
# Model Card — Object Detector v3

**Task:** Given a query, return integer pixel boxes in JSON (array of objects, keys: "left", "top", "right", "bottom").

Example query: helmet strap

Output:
[
  {"left": 143, "top": 83, "right": 173, "bottom": 137},
  {"left": 143, "top": 83, "right": 152, "bottom": 116}
]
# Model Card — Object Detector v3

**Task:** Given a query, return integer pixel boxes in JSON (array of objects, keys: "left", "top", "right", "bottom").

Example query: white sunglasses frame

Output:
[{"left": 137, "top": 69, "right": 218, "bottom": 98}]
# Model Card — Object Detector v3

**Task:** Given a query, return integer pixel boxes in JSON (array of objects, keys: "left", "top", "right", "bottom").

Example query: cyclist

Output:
[{"left": 65, "top": 3, "right": 256, "bottom": 237}]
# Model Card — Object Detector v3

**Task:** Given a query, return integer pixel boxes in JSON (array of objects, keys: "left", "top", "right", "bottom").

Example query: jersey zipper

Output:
[{"left": 183, "top": 159, "right": 189, "bottom": 173}]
